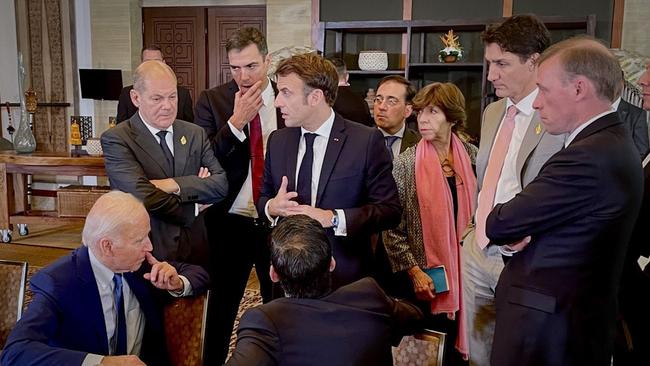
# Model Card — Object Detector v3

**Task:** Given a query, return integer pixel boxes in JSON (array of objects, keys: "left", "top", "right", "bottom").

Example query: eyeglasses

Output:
[{"left": 373, "top": 96, "right": 402, "bottom": 107}]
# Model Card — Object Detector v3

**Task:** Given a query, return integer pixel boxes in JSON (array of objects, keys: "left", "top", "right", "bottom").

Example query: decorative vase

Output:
[
  {"left": 443, "top": 55, "right": 458, "bottom": 63},
  {"left": 14, "top": 112, "right": 36, "bottom": 153},
  {"left": 358, "top": 51, "right": 388, "bottom": 71}
]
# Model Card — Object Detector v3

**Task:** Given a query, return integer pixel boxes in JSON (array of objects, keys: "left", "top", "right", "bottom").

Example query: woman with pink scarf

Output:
[{"left": 383, "top": 82, "right": 477, "bottom": 365}]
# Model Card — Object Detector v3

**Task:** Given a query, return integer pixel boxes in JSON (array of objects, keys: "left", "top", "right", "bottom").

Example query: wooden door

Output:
[
  {"left": 143, "top": 7, "right": 206, "bottom": 104},
  {"left": 207, "top": 6, "right": 266, "bottom": 88}
]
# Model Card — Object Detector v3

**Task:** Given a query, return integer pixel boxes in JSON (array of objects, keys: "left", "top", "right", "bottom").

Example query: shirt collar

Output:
[
  {"left": 139, "top": 111, "right": 173, "bottom": 137},
  {"left": 261, "top": 78, "right": 274, "bottom": 107},
  {"left": 301, "top": 109, "right": 335, "bottom": 138},
  {"left": 564, "top": 109, "right": 616, "bottom": 147},
  {"left": 506, "top": 88, "right": 538, "bottom": 117},
  {"left": 378, "top": 123, "right": 406, "bottom": 138},
  {"left": 611, "top": 97, "right": 622, "bottom": 110},
  {"left": 88, "top": 247, "right": 116, "bottom": 291}
]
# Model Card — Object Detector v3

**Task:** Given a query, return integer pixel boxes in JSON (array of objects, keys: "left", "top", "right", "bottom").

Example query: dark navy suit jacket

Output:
[
  {"left": 1, "top": 246, "right": 209, "bottom": 366},
  {"left": 257, "top": 114, "right": 402, "bottom": 288}
]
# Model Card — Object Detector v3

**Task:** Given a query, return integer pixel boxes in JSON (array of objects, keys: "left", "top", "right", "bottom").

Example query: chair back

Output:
[
  {"left": 163, "top": 290, "right": 210, "bottom": 366},
  {"left": 392, "top": 328, "right": 446, "bottom": 366},
  {"left": 0, "top": 260, "right": 28, "bottom": 349}
]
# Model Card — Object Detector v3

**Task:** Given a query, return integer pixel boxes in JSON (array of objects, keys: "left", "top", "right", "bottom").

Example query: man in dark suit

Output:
[
  {"left": 101, "top": 60, "right": 228, "bottom": 265},
  {"left": 257, "top": 53, "right": 402, "bottom": 289},
  {"left": 486, "top": 38, "right": 643, "bottom": 366},
  {"left": 116, "top": 46, "right": 194, "bottom": 123},
  {"left": 330, "top": 57, "right": 374, "bottom": 126},
  {"left": 227, "top": 215, "right": 422, "bottom": 366},
  {"left": 193, "top": 27, "right": 284, "bottom": 364},
  {"left": 615, "top": 96, "right": 649, "bottom": 158},
  {"left": 1, "top": 191, "right": 209, "bottom": 366}
]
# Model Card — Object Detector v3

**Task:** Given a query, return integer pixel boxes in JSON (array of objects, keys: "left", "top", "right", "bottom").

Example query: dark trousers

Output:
[{"left": 204, "top": 212, "right": 276, "bottom": 365}]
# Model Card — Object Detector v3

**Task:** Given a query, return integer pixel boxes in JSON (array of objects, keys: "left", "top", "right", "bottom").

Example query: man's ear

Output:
[
  {"left": 528, "top": 53, "right": 540, "bottom": 71},
  {"left": 329, "top": 257, "right": 336, "bottom": 272},
  {"left": 404, "top": 103, "right": 413, "bottom": 119},
  {"left": 98, "top": 237, "right": 114, "bottom": 257},
  {"left": 130, "top": 89, "right": 141, "bottom": 108},
  {"left": 309, "top": 89, "right": 325, "bottom": 106},
  {"left": 269, "top": 265, "right": 280, "bottom": 283}
]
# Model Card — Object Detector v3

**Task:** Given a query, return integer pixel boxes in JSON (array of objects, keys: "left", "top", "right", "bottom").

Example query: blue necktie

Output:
[
  {"left": 111, "top": 274, "right": 127, "bottom": 355},
  {"left": 297, "top": 133, "right": 318, "bottom": 205},
  {"left": 156, "top": 130, "right": 174, "bottom": 174},
  {"left": 385, "top": 135, "right": 399, "bottom": 160}
]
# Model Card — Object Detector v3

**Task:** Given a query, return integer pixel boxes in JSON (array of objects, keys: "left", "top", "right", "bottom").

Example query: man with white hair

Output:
[{"left": 1, "top": 191, "right": 209, "bottom": 366}]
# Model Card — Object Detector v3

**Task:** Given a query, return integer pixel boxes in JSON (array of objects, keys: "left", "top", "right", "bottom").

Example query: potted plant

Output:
[{"left": 438, "top": 30, "right": 463, "bottom": 63}]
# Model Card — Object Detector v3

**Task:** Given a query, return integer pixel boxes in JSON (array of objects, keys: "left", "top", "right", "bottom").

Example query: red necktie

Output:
[
  {"left": 475, "top": 105, "right": 518, "bottom": 249},
  {"left": 249, "top": 114, "right": 264, "bottom": 203}
]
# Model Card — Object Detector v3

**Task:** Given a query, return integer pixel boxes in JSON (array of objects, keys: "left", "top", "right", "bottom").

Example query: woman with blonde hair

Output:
[{"left": 384, "top": 82, "right": 477, "bottom": 364}]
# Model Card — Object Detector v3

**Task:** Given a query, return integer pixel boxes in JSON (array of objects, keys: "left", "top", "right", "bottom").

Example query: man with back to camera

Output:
[
  {"left": 116, "top": 45, "right": 194, "bottom": 123},
  {"left": 101, "top": 60, "right": 228, "bottom": 266},
  {"left": 460, "top": 14, "right": 566, "bottom": 365},
  {"left": 193, "top": 27, "right": 284, "bottom": 364},
  {"left": 330, "top": 57, "right": 374, "bottom": 126},
  {"left": 486, "top": 36, "right": 643, "bottom": 366},
  {"left": 1, "top": 191, "right": 209, "bottom": 366},
  {"left": 227, "top": 214, "right": 423, "bottom": 366},
  {"left": 257, "top": 53, "right": 402, "bottom": 289}
]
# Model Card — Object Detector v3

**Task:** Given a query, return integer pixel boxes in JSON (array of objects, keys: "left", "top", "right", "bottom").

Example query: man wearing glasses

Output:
[{"left": 373, "top": 75, "right": 421, "bottom": 160}]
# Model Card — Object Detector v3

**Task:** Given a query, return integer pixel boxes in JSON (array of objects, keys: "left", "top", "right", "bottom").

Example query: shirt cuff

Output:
[
  {"left": 228, "top": 120, "right": 247, "bottom": 142},
  {"left": 83, "top": 353, "right": 105, "bottom": 366},
  {"left": 264, "top": 200, "right": 280, "bottom": 227},
  {"left": 498, "top": 246, "right": 518, "bottom": 257},
  {"left": 333, "top": 209, "right": 347, "bottom": 236},
  {"left": 168, "top": 275, "right": 193, "bottom": 297}
]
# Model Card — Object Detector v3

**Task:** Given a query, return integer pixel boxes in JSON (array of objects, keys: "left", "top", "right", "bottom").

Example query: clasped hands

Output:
[
  {"left": 268, "top": 176, "right": 335, "bottom": 228},
  {"left": 150, "top": 168, "right": 212, "bottom": 212}
]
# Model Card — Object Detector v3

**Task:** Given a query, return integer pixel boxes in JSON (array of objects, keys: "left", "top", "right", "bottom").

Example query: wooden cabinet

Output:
[{"left": 316, "top": 16, "right": 596, "bottom": 140}]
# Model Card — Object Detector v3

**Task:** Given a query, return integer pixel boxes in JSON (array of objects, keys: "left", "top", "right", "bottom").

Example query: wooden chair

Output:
[
  {"left": 0, "top": 260, "right": 28, "bottom": 349},
  {"left": 393, "top": 328, "right": 446, "bottom": 366},
  {"left": 163, "top": 290, "right": 210, "bottom": 366}
]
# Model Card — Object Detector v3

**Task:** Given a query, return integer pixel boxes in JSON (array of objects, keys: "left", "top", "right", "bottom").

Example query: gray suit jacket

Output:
[
  {"left": 465, "top": 97, "right": 565, "bottom": 245},
  {"left": 101, "top": 113, "right": 228, "bottom": 261}
]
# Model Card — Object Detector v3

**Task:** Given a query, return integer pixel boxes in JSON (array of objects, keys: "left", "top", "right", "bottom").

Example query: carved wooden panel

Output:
[
  {"left": 207, "top": 7, "right": 266, "bottom": 88},
  {"left": 143, "top": 7, "right": 205, "bottom": 105}
]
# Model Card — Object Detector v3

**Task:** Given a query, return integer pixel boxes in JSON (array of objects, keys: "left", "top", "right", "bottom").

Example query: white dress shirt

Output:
[
  {"left": 379, "top": 124, "right": 406, "bottom": 160},
  {"left": 227, "top": 79, "right": 278, "bottom": 218},
  {"left": 83, "top": 249, "right": 145, "bottom": 366}
]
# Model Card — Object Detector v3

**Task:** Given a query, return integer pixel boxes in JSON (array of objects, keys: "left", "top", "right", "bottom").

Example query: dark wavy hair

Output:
[{"left": 482, "top": 14, "right": 551, "bottom": 62}]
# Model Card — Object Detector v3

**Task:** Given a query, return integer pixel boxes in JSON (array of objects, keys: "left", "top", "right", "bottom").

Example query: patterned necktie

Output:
[
  {"left": 155, "top": 130, "right": 174, "bottom": 174},
  {"left": 385, "top": 135, "right": 399, "bottom": 160},
  {"left": 111, "top": 274, "right": 127, "bottom": 355},
  {"left": 297, "top": 133, "right": 318, "bottom": 205},
  {"left": 475, "top": 105, "right": 518, "bottom": 249},
  {"left": 249, "top": 114, "right": 264, "bottom": 203}
]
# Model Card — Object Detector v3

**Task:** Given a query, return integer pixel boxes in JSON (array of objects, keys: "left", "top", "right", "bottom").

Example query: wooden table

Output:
[{"left": 0, "top": 151, "right": 105, "bottom": 243}]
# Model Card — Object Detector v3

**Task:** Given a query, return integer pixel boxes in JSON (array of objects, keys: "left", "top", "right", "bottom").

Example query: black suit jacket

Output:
[
  {"left": 194, "top": 79, "right": 285, "bottom": 213},
  {"left": 333, "top": 86, "right": 374, "bottom": 126},
  {"left": 617, "top": 99, "right": 649, "bottom": 158},
  {"left": 399, "top": 127, "right": 420, "bottom": 153},
  {"left": 257, "top": 114, "right": 402, "bottom": 287},
  {"left": 117, "top": 85, "right": 194, "bottom": 123},
  {"left": 226, "top": 277, "right": 423, "bottom": 366},
  {"left": 486, "top": 112, "right": 643, "bottom": 366}
]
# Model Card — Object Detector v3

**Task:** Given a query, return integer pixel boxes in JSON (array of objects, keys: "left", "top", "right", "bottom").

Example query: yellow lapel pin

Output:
[
  {"left": 535, "top": 123, "right": 542, "bottom": 135},
  {"left": 180, "top": 136, "right": 187, "bottom": 145}
]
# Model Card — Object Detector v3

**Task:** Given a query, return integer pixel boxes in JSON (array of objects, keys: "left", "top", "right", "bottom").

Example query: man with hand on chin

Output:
[{"left": 1, "top": 191, "right": 209, "bottom": 366}]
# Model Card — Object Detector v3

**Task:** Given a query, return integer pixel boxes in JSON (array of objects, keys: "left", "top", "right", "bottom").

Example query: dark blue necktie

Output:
[
  {"left": 156, "top": 130, "right": 174, "bottom": 173},
  {"left": 297, "top": 133, "right": 318, "bottom": 205},
  {"left": 385, "top": 135, "right": 399, "bottom": 160},
  {"left": 111, "top": 274, "right": 127, "bottom": 355}
]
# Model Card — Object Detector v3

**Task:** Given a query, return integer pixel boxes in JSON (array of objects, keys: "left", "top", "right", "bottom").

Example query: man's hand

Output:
[
  {"left": 268, "top": 176, "right": 298, "bottom": 217},
  {"left": 197, "top": 167, "right": 211, "bottom": 178},
  {"left": 286, "top": 205, "right": 335, "bottom": 228},
  {"left": 407, "top": 266, "right": 436, "bottom": 302},
  {"left": 142, "top": 252, "right": 184, "bottom": 292},
  {"left": 230, "top": 80, "right": 263, "bottom": 131},
  {"left": 149, "top": 178, "right": 180, "bottom": 194},
  {"left": 504, "top": 236, "right": 532, "bottom": 252},
  {"left": 100, "top": 355, "right": 146, "bottom": 365}
]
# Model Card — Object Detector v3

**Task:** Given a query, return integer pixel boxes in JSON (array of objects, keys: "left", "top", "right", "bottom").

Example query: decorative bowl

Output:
[
  {"left": 358, "top": 51, "right": 388, "bottom": 71},
  {"left": 86, "top": 138, "right": 103, "bottom": 156}
]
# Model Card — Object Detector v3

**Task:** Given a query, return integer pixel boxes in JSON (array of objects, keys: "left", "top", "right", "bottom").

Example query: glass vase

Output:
[{"left": 14, "top": 112, "right": 36, "bottom": 153}]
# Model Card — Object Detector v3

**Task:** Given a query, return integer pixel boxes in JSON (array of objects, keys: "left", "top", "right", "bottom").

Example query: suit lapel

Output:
[
  {"left": 316, "top": 116, "right": 347, "bottom": 206},
  {"left": 516, "top": 111, "right": 545, "bottom": 186},
  {"left": 400, "top": 128, "right": 419, "bottom": 152},
  {"left": 285, "top": 128, "right": 302, "bottom": 192},
  {"left": 172, "top": 122, "right": 189, "bottom": 176},
  {"left": 130, "top": 114, "right": 173, "bottom": 176},
  {"left": 76, "top": 247, "right": 110, "bottom": 355}
]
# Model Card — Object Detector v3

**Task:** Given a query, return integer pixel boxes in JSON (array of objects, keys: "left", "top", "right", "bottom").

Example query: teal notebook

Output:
[{"left": 424, "top": 265, "right": 449, "bottom": 293}]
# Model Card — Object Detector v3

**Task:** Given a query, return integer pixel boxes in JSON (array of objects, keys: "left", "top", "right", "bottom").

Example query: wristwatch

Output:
[{"left": 330, "top": 210, "right": 339, "bottom": 229}]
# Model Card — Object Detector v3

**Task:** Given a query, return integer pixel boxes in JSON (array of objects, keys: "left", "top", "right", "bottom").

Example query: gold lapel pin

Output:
[
  {"left": 180, "top": 136, "right": 187, "bottom": 145},
  {"left": 535, "top": 123, "right": 542, "bottom": 135}
]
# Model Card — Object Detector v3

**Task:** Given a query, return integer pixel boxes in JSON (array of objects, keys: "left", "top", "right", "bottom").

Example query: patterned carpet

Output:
[{"left": 228, "top": 288, "right": 263, "bottom": 358}]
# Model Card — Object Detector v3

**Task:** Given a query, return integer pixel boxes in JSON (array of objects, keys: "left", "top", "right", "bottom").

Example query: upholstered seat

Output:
[
  {"left": 0, "top": 260, "right": 28, "bottom": 349},
  {"left": 393, "top": 328, "right": 446, "bottom": 366},
  {"left": 164, "top": 290, "right": 210, "bottom": 366}
]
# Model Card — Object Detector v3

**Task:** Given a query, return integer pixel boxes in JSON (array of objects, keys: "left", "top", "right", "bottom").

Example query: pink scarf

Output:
[{"left": 415, "top": 133, "right": 477, "bottom": 359}]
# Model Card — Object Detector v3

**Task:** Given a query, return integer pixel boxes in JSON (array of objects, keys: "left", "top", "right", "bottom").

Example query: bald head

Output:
[
  {"left": 133, "top": 60, "right": 177, "bottom": 93},
  {"left": 83, "top": 191, "right": 153, "bottom": 272},
  {"left": 130, "top": 60, "right": 178, "bottom": 130}
]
